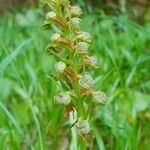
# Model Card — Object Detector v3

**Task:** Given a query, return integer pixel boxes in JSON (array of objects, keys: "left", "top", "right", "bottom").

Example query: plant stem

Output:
[
  {"left": 79, "top": 136, "right": 87, "bottom": 150},
  {"left": 69, "top": 111, "right": 78, "bottom": 150}
]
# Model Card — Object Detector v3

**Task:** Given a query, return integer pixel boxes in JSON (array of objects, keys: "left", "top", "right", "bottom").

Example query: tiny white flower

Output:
[
  {"left": 55, "top": 61, "right": 66, "bottom": 73},
  {"left": 75, "top": 119, "right": 90, "bottom": 135},
  {"left": 46, "top": 11, "right": 56, "bottom": 20},
  {"left": 70, "top": 17, "right": 81, "bottom": 29},
  {"left": 51, "top": 33, "right": 61, "bottom": 42},
  {"left": 76, "top": 42, "right": 90, "bottom": 53},
  {"left": 77, "top": 31, "right": 92, "bottom": 43},
  {"left": 69, "top": 6, "right": 82, "bottom": 16},
  {"left": 55, "top": 91, "right": 71, "bottom": 105},
  {"left": 78, "top": 74, "right": 94, "bottom": 89},
  {"left": 92, "top": 91, "right": 108, "bottom": 104}
]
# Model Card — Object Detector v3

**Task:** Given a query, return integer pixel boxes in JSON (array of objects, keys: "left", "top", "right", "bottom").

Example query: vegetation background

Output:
[{"left": 0, "top": 0, "right": 150, "bottom": 149}]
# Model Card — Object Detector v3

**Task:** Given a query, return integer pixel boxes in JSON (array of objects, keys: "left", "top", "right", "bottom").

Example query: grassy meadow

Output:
[{"left": 0, "top": 5, "right": 150, "bottom": 150}]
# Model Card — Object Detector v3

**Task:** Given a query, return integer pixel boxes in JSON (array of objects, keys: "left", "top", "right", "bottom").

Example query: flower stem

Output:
[
  {"left": 69, "top": 111, "right": 78, "bottom": 150},
  {"left": 79, "top": 136, "right": 87, "bottom": 150}
]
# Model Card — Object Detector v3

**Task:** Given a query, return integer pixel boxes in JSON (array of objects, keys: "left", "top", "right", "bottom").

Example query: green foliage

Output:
[{"left": 0, "top": 8, "right": 150, "bottom": 149}]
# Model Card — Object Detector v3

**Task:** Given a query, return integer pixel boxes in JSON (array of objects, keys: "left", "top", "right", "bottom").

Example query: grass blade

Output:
[
  {"left": 0, "top": 101, "right": 23, "bottom": 135},
  {"left": 0, "top": 38, "right": 33, "bottom": 74}
]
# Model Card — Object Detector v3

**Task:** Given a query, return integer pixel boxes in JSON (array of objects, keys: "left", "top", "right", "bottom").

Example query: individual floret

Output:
[
  {"left": 77, "top": 31, "right": 92, "bottom": 43},
  {"left": 75, "top": 119, "right": 90, "bottom": 135},
  {"left": 55, "top": 61, "right": 66, "bottom": 73},
  {"left": 92, "top": 91, "right": 108, "bottom": 104},
  {"left": 55, "top": 91, "right": 71, "bottom": 105},
  {"left": 84, "top": 55, "right": 99, "bottom": 68},
  {"left": 70, "top": 17, "right": 81, "bottom": 29},
  {"left": 67, "top": 5, "right": 82, "bottom": 16},
  {"left": 76, "top": 42, "right": 90, "bottom": 53},
  {"left": 78, "top": 74, "right": 94, "bottom": 89}
]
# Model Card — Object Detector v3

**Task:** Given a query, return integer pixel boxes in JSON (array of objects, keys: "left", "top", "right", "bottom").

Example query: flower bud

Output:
[
  {"left": 51, "top": 33, "right": 61, "bottom": 42},
  {"left": 75, "top": 119, "right": 90, "bottom": 135},
  {"left": 78, "top": 74, "right": 94, "bottom": 89},
  {"left": 55, "top": 91, "right": 71, "bottom": 105},
  {"left": 55, "top": 61, "right": 66, "bottom": 73},
  {"left": 77, "top": 31, "right": 92, "bottom": 43},
  {"left": 46, "top": 11, "right": 56, "bottom": 20},
  {"left": 84, "top": 55, "right": 99, "bottom": 68},
  {"left": 68, "top": 5, "right": 82, "bottom": 16},
  {"left": 76, "top": 42, "right": 90, "bottom": 53},
  {"left": 92, "top": 91, "right": 108, "bottom": 104},
  {"left": 70, "top": 17, "right": 81, "bottom": 29}
]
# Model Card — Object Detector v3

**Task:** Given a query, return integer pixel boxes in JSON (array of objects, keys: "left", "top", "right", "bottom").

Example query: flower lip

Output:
[
  {"left": 54, "top": 91, "right": 71, "bottom": 105},
  {"left": 55, "top": 61, "right": 66, "bottom": 73},
  {"left": 78, "top": 74, "right": 94, "bottom": 89},
  {"left": 92, "top": 91, "right": 108, "bottom": 104}
]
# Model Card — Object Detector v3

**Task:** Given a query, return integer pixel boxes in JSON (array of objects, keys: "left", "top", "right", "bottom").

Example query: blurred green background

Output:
[{"left": 0, "top": 0, "right": 150, "bottom": 149}]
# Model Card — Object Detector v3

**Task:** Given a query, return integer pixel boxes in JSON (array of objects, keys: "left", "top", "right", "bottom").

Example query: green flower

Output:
[
  {"left": 76, "top": 42, "right": 90, "bottom": 53},
  {"left": 51, "top": 33, "right": 61, "bottom": 42},
  {"left": 55, "top": 91, "right": 71, "bottom": 105},
  {"left": 84, "top": 55, "right": 99, "bottom": 68},
  {"left": 77, "top": 31, "right": 92, "bottom": 43},
  {"left": 75, "top": 119, "right": 90, "bottom": 135},
  {"left": 78, "top": 74, "right": 94, "bottom": 89},
  {"left": 55, "top": 61, "right": 66, "bottom": 73},
  {"left": 70, "top": 17, "right": 81, "bottom": 29},
  {"left": 46, "top": 11, "right": 56, "bottom": 20},
  {"left": 68, "top": 5, "right": 82, "bottom": 16},
  {"left": 92, "top": 91, "right": 108, "bottom": 104}
]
